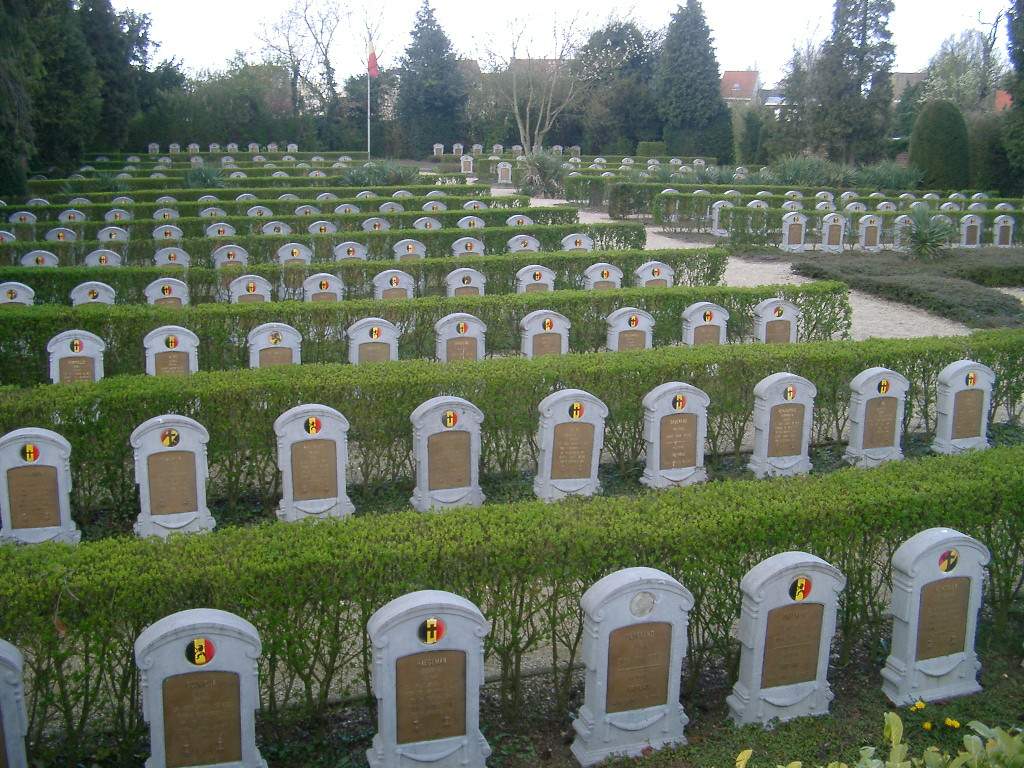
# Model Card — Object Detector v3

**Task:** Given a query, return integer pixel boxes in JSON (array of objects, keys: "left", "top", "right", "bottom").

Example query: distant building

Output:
[
  {"left": 995, "top": 89, "right": 1012, "bottom": 112},
  {"left": 721, "top": 70, "right": 760, "bottom": 107},
  {"left": 891, "top": 72, "right": 925, "bottom": 101}
]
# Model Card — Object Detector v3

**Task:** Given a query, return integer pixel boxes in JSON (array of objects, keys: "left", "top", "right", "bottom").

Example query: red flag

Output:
[{"left": 368, "top": 42, "right": 380, "bottom": 78}]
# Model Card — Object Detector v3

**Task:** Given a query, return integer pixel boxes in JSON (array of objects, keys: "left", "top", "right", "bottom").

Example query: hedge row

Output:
[
  {"left": 0, "top": 281, "right": 848, "bottom": 386},
  {"left": 0, "top": 248, "right": 729, "bottom": 305},
  {"left": 2, "top": 445, "right": 1021, "bottom": 761},
  {"left": 0, "top": 222, "right": 646, "bottom": 266},
  {"left": 82, "top": 149, "right": 370, "bottom": 162},
  {"left": 7, "top": 327, "right": 1024, "bottom": 530}
]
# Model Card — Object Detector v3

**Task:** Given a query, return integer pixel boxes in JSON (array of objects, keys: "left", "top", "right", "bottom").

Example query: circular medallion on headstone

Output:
[
  {"left": 965, "top": 372, "right": 977, "bottom": 387},
  {"left": 69, "top": 338, "right": 84, "bottom": 353},
  {"left": 346, "top": 247, "right": 356, "bottom": 256},
  {"left": 574, "top": 238, "right": 583, "bottom": 247},
  {"left": 35, "top": 255, "right": 45, "bottom": 265},
  {"left": 600, "top": 269, "right": 610, "bottom": 279},
  {"left": 167, "top": 251, "right": 177, "bottom": 260},
  {"left": 672, "top": 393, "right": 687, "bottom": 411},
  {"left": 542, "top": 317, "right": 554, "bottom": 331},
  {"left": 161, "top": 429, "right": 180, "bottom": 447},
  {"left": 217, "top": 227, "right": 226, "bottom": 236},
  {"left": 568, "top": 401, "right": 585, "bottom": 420},
  {"left": 877, "top": 378, "right": 890, "bottom": 394},
  {"left": 6, "top": 288, "right": 17, "bottom": 300},
  {"left": 783, "top": 385, "right": 797, "bottom": 401},
  {"left": 938, "top": 548, "right": 959, "bottom": 572},
  {"left": 226, "top": 251, "right": 236, "bottom": 260},
  {"left": 788, "top": 576, "right": 812, "bottom": 601},
  {"left": 161, "top": 284, "right": 173, "bottom": 296},
  {"left": 185, "top": 637, "right": 216, "bottom": 666},
  {"left": 246, "top": 281, "right": 257, "bottom": 293},
  {"left": 532, "top": 271, "right": 543, "bottom": 281},
  {"left": 703, "top": 310, "right": 714, "bottom": 323},
  {"left": 87, "top": 289, "right": 99, "bottom": 300},
  {"left": 517, "top": 218, "right": 525, "bottom": 226},
  {"left": 441, "top": 410, "right": 458, "bottom": 429},
  {"left": 163, "top": 230, "right": 173, "bottom": 239},
  {"left": 773, "top": 305, "right": 784, "bottom": 318},
  {"left": 304, "top": 416, "right": 322, "bottom": 435},
  {"left": 465, "top": 242, "right": 474, "bottom": 251},
  {"left": 629, "top": 591, "right": 656, "bottom": 617},
  {"left": 369, "top": 326, "right": 382, "bottom": 339},
  {"left": 165, "top": 335, "right": 178, "bottom": 350},
  {"left": 628, "top": 314, "right": 639, "bottom": 328},
  {"left": 461, "top": 274, "right": 472, "bottom": 286},
  {"left": 651, "top": 267, "right": 661, "bottom": 278},
  {"left": 20, "top": 443, "right": 39, "bottom": 462},
  {"left": 319, "top": 279, "right": 330, "bottom": 291},
  {"left": 319, "top": 226, "right": 327, "bottom": 233},
  {"left": 291, "top": 248, "right": 299, "bottom": 258},
  {"left": 99, "top": 254, "right": 108, "bottom": 265},
  {"left": 269, "top": 331, "right": 283, "bottom": 345},
  {"left": 389, "top": 275, "right": 400, "bottom": 287},
  {"left": 418, "top": 617, "right": 446, "bottom": 645},
  {"left": 455, "top": 321, "right": 468, "bottom": 335}
]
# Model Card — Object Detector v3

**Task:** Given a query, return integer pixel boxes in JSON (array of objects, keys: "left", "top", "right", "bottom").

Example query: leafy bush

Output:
[
  {"left": 516, "top": 150, "right": 565, "bottom": 197},
  {"left": 771, "top": 155, "right": 852, "bottom": 187},
  {"left": 60, "top": 171, "right": 127, "bottom": 195},
  {"left": 853, "top": 160, "right": 924, "bottom": 191},
  {"left": 183, "top": 165, "right": 224, "bottom": 189},
  {"left": 910, "top": 100, "right": 970, "bottom": 189},
  {"left": 636, "top": 140, "right": 667, "bottom": 156},
  {"left": 905, "top": 207, "right": 956, "bottom": 260},
  {"left": 334, "top": 160, "right": 421, "bottom": 187}
]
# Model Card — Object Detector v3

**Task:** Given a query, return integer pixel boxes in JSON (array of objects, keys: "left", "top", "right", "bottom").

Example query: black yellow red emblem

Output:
[
  {"left": 217, "top": 227, "right": 225, "bottom": 235},
  {"left": 166, "top": 250, "right": 176, "bottom": 259},
  {"left": 462, "top": 274, "right": 472, "bottom": 285},
  {"left": 441, "top": 410, "right": 458, "bottom": 428},
  {"left": 517, "top": 218, "right": 524, "bottom": 225},
  {"left": 57, "top": 231, "right": 65, "bottom": 241},
  {"left": 938, "top": 548, "right": 959, "bottom": 573},
  {"left": 406, "top": 243, "right": 415, "bottom": 252},
  {"left": 269, "top": 331, "right": 283, "bottom": 345},
  {"left": 319, "top": 279, "right": 330, "bottom": 291},
  {"left": 69, "top": 338, "right": 84, "bottom": 353},
  {"left": 774, "top": 305, "right": 784, "bottom": 317},
  {"left": 389, "top": 275, "right": 401, "bottom": 287},
  {"left": 226, "top": 250, "right": 236, "bottom": 260},
  {"left": 304, "top": 416, "right": 322, "bottom": 435},
  {"left": 347, "top": 247, "right": 356, "bottom": 256},
  {"left": 789, "top": 576, "right": 812, "bottom": 601},
  {"left": 600, "top": 269, "right": 610, "bottom": 279},
  {"left": 465, "top": 241, "right": 474, "bottom": 251},
  {"left": 369, "top": 326, "right": 382, "bottom": 339},
  {"left": 533, "top": 271, "right": 543, "bottom": 281},
  {"left": 319, "top": 225, "right": 328, "bottom": 233},
  {"left": 651, "top": 267, "right": 661, "bottom": 278},
  {"left": 160, "top": 429, "right": 180, "bottom": 447},
  {"left": 672, "top": 394, "right": 687, "bottom": 411},
  {"left": 98, "top": 254, "right": 108, "bottom": 264},
  {"left": 6, "top": 289, "right": 16, "bottom": 300},
  {"left": 21, "top": 444, "right": 39, "bottom": 462},
  {"left": 161, "top": 284, "right": 173, "bottom": 296},
  {"left": 965, "top": 372, "right": 977, "bottom": 387},
  {"left": 703, "top": 310, "right": 714, "bottom": 323},
  {"left": 185, "top": 637, "right": 216, "bottom": 665},
  {"left": 569, "top": 401, "right": 584, "bottom": 419},
  {"left": 163, "top": 230, "right": 172, "bottom": 239},
  {"left": 418, "top": 617, "right": 446, "bottom": 644},
  {"left": 877, "top": 379, "right": 890, "bottom": 395},
  {"left": 542, "top": 318, "right": 554, "bottom": 331},
  {"left": 35, "top": 255, "right": 45, "bottom": 265},
  {"left": 87, "top": 289, "right": 99, "bottom": 300},
  {"left": 628, "top": 314, "right": 639, "bottom": 328},
  {"left": 165, "top": 335, "right": 179, "bottom": 350},
  {"left": 574, "top": 238, "right": 583, "bottom": 247},
  {"left": 456, "top": 321, "right": 468, "bottom": 334},
  {"left": 783, "top": 385, "right": 797, "bottom": 401},
  {"left": 246, "top": 281, "right": 257, "bottom": 293}
]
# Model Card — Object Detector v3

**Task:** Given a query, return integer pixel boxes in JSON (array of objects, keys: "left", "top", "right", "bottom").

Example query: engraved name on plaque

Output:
[
  {"left": 749, "top": 373, "right": 816, "bottom": 478},
  {"left": 435, "top": 313, "right": 486, "bottom": 363},
  {"left": 0, "top": 428, "right": 79, "bottom": 545},
  {"left": 373, "top": 269, "right": 414, "bottom": 300},
  {"left": 520, "top": 311, "right": 571, "bottom": 359},
  {"left": 410, "top": 397, "right": 485, "bottom": 511},
  {"left": 932, "top": 361, "right": 994, "bottom": 455},
  {"left": 681, "top": 302, "right": 729, "bottom": 347},
  {"left": 445, "top": 268, "right": 486, "bottom": 298},
  {"left": 583, "top": 263, "right": 622, "bottom": 290},
  {"left": 247, "top": 323, "right": 301, "bottom": 369},
  {"left": 634, "top": 260, "right": 675, "bottom": 288},
  {"left": 145, "top": 326, "right": 200, "bottom": 377},
  {"left": 515, "top": 265, "right": 555, "bottom": 293}
]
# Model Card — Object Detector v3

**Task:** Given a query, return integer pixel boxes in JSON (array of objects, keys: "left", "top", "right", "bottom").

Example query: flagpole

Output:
[{"left": 367, "top": 71, "right": 371, "bottom": 160}]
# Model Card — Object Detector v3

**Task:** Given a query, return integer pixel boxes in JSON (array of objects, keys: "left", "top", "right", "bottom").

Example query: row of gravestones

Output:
[
  {"left": 0, "top": 528, "right": 992, "bottom": 767},
  {"left": 35, "top": 298, "right": 798, "bottom": 385},
  {"left": 1, "top": 361, "right": 994, "bottom": 544},
  {"left": 433, "top": 142, "right": 580, "bottom": 157},
  {"left": 148, "top": 141, "right": 301, "bottom": 154}
]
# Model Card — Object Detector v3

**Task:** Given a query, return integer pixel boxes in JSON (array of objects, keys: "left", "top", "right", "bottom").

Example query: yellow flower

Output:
[
  {"left": 913, "top": 700, "right": 926, "bottom": 711},
  {"left": 923, "top": 721, "right": 933, "bottom": 731},
  {"left": 944, "top": 718, "right": 960, "bottom": 729}
]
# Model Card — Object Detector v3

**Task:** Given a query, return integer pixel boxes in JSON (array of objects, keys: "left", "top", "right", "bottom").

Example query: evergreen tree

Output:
[
  {"left": 1003, "top": 0, "right": 1024, "bottom": 178},
  {"left": 78, "top": 0, "right": 138, "bottom": 150},
  {"left": 738, "top": 109, "right": 764, "bottom": 163},
  {"left": 395, "top": 1, "right": 467, "bottom": 155},
  {"left": 0, "top": 0, "right": 40, "bottom": 194},
  {"left": 813, "top": 0, "right": 895, "bottom": 162},
  {"left": 652, "top": 0, "right": 733, "bottom": 159},
  {"left": 909, "top": 100, "right": 969, "bottom": 188}
]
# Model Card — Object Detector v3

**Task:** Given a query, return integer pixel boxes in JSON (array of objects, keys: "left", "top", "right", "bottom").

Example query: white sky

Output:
[{"left": 113, "top": 0, "right": 1009, "bottom": 88}]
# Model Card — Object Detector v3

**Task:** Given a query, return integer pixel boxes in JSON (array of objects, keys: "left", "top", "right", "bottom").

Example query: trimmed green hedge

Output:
[
  {"left": 0, "top": 247, "right": 729, "bottom": 305},
  {"left": 0, "top": 281, "right": 848, "bottom": 385},
  {"left": 2, "top": 445, "right": 1022, "bottom": 762}
]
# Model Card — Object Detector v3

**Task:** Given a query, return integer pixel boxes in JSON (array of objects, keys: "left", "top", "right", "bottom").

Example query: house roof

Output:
[
  {"left": 720, "top": 70, "right": 758, "bottom": 100},
  {"left": 996, "top": 89, "right": 1012, "bottom": 111}
]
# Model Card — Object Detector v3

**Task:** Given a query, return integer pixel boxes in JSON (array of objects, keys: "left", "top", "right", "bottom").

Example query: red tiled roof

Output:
[
  {"left": 996, "top": 89, "right": 1012, "bottom": 111},
  {"left": 721, "top": 70, "right": 758, "bottom": 100}
]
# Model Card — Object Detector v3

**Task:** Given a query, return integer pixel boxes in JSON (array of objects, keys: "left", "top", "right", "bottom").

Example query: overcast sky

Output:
[{"left": 112, "top": 0, "right": 1010, "bottom": 88}]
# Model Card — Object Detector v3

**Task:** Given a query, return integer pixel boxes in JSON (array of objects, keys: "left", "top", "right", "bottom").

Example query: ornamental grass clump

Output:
[{"left": 904, "top": 207, "right": 955, "bottom": 260}]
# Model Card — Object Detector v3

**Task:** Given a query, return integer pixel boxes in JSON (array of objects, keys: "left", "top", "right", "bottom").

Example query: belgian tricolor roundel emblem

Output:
[
  {"left": 542, "top": 317, "right": 554, "bottom": 332},
  {"left": 461, "top": 274, "right": 472, "bottom": 285},
  {"left": 315, "top": 279, "right": 329, "bottom": 291},
  {"left": 574, "top": 238, "right": 583, "bottom": 248},
  {"left": 98, "top": 254, "right": 108, "bottom": 265},
  {"left": 165, "top": 335, "right": 178, "bottom": 350},
  {"left": 783, "top": 385, "right": 797, "bottom": 401},
  {"left": 372, "top": 221, "right": 381, "bottom": 230},
  {"left": 533, "top": 271, "right": 543, "bottom": 282},
  {"left": 273, "top": 226, "right": 282, "bottom": 234},
  {"left": 628, "top": 314, "right": 640, "bottom": 328},
  {"left": 35, "top": 255, "right": 45, "bottom": 265},
  {"left": 425, "top": 221, "right": 433, "bottom": 229},
  {"left": 389, "top": 275, "right": 401, "bottom": 287},
  {"left": 21, "top": 444, "right": 39, "bottom": 463},
  {"left": 703, "top": 310, "right": 714, "bottom": 323},
  {"left": 69, "top": 338, "right": 84, "bottom": 353},
  {"left": 877, "top": 378, "right": 890, "bottom": 394},
  {"left": 319, "top": 226, "right": 327, "bottom": 234},
  {"left": 269, "top": 331, "right": 283, "bottom": 345},
  {"left": 456, "top": 321, "right": 468, "bottom": 335},
  {"left": 167, "top": 251, "right": 177, "bottom": 261},
  {"left": 246, "top": 281, "right": 257, "bottom": 294},
  {"left": 406, "top": 243, "right": 415, "bottom": 253},
  {"left": 569, "top": 401, "right": 584, "bottom": 420},
  {"left": 465, "top": 241, "right": 474, "bottom": 251},
  {"left": 57, "top": 231, "right": 66, "bottom": 241},
  {"left": 217, "top": 227, "right": 225, "bottom": 236},
  {"left": 162, "top": 211, "right": 170, "bottom": 220},
  {"left": 346, "top": 246, "right": 356, "bottom": 257},
  {"left": 369, "top": 326, "right": 382, "bottom": 340},
  {"left": 939, "top": 548, "right": 959, "bottom": 573},
  {"left": 441, "top": 410, "right": 458, "bottom": 428},
  {"left": 789, "top": 576, "right": 812, "bottom": 601},
  {"left": 600, "top": 269, "right": 610, "bottom": 279},
  {"left": 6, "top": 289, "right": 16, "bottom": 300},
  {"left": 773, "top": 305, "right": 785, "bottom": 318},
  {"left": 517, "top": 218, "right": 524, "bottom": 226},
  {"left": 226, "top": 250, "right": 236, "bottom": 261},
  {"left": 18, "top": 214, "right": 26, "bottom": 223},
  {"left": 419, "top": 617, "right": 446, "bottom": 644},
  {"left": 291, "top": 248, "right": 300, "bottom": 258},
  {"left": 161, "top": 284, "right": 173, "bottom": 296},
  {"left": 304, "top": 416, "right": 322, "bottom": 435},
  {"left": 520, "top": 238, "right": 529, "bottom": 248},
  {"left": 87, "top": 289, "right": 99, "bottom": 300},
  {"left": 965, "top": 372, "right": 977, "bottom": 387},
  {"left": 672, "top": 393, "right": 687, "bottom": 411},
  {"left": 161, "top": 429, "right": 180, "bottom": 447},
  {"left": 651, "top": 267, "right": 661, "bottom": 278},
  {"left": 185, "top": 637, "right": 216, "bottom": 666},
  {"left": 163, "top": 230, "right": 172, "bottom": 239}
]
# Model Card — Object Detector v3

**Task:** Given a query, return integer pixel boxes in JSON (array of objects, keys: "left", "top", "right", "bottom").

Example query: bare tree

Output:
[
  {"left": 300, "top": 0, "right": 348, "bottom": 114},
  {"left": 257, "top": 5, "right": 313, "bottom": 117}
]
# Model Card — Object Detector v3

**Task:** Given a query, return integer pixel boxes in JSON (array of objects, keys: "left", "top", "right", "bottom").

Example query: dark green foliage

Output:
[
  {"left": 903, "top": 206, "right": 956, "bottom": 260},
  {"left": 515, "top": 150, "right": 564, "bottom": 196},
  {"left": 636, "top": 141, "right": 666, "bottom": 156},
  {"left": 738, "top": 110, "right": 764, "bottom": 164},
  {"left": 396, "top": 1, "right": 468, "bottom": 155},
  {"left": 1004, "top": 1, "right": 1024, "bottom": 177},
  {"left": 0, "top": 1, "right": 39, "bottom": 196},
  {"left": 77, "top": 0, "right": 138, "bottom": 151},
  {"left": 891, "top": 79, "right": 924, "bottom": 138},
  {"left": 182, "top": 166, "right": 224, "bottom": 189},
  {"left": 909, "top": 100, "right": 970, "bottom": 188},
  {"left": 969, "top": 112, "right": 1018, "bottom": 194}
]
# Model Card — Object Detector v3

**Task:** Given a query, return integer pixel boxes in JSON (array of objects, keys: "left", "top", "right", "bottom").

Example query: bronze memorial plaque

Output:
[
  {"left": 236, "top": 294, "right": 265, "bottom": 304},
  {"left": 396, "top": 650, "right": 466, "bottom": 744},
  {"left": 58, "top": 356, "right": 95, "bottom": 384},
  {"left": 864, "top": 226, "right": 879, "bottom": 247},
  {"left": 291, "top": 439, "right": 338, "bottom": 501},
  {"left": 311, "top": 292, "right": 336, "bottom": 302},
  {"left": 593, "top": 281, "right": 615, "bottom": 290},
  {"left": 659, "top": 413, "right": 697, "bottom": 470},
  {"left": 524, "top": 283, "right": 548, "bottom": 293},
  {"left": 764, "top": 320, "right": 791, "bottom": 344},
  {"left": 532, "top": 332, "right": 562, "bottom": 358},
  {"left": 692, "top": 324, "right": 721, "bottom": 346},
  {"left": 827, "top": 224, "right": 841, "bottom": 246},
  {"left": 358, "top": 342, "right": 390, "bottom": 363},
  {"left": 428, "top": 431, "right": 471, "bottom": 491},
  {"left": 605, "top": 622, "right": 671, "bottom": 713},
  {"left": 787, "top": 222, "right": 801, "bottom": 244},
  {"left": 863, "top": 396, "right": 898, "bottom": 450},
  {"left": 645, "top": 278, "right": 668, "bottom": 288},
  {"left": 761, "top": 603, "right": 823, "bottom": 688},
  {"left": 154, "top": 297, "right": 183, "bottom": 308},
  {"left": 951, "top": 389, "right": 983, "bottom": 440},
  {"left": 454, "top": 286, "right": 479, "bottom": 296},
  {"left": 155, "top": 351, "right": 189, "bottom": 377},
  {"left": 148, "top": 451, "right": 198, "bottom": 515},
  {"left": 7, "top": 465, "right": 60, "bottom": 529},
  {"left": 966, "top": 224, "right": 979, "bottom": 245},
  {"left": 445, "top": 337, "right": 478, "bottom": 361},
  {"left": 259, "top": 347, "right": 293, "bottom": 367},
  {"left": 999, "top": 226, "right": 1011, "bottom": 246},
  {"left": 551, "top": 422, "right": 595, "bottom": 480},
  {"left": 382, "top": 287, "right": 407, "bottom": 300},
  {"left": 768, "top": 403, "right": 805, "bottom": 458},
  {"left": 617, "top": 330, "right": 646, "bottom": 350},
  {"left": 162, "top": 671, "right": 242, "bottom": 768},
  {"left": 916, "top": 576, "right": 969, "bottom": 661}
]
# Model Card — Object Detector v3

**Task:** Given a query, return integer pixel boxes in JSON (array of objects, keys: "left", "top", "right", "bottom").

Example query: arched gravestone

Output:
[
  {"left": 373, "top": 269, "right": 414, "bottom": 300},
  {"left": 153, "top": 224, "right": 184, "bottom": 241},
  {"left": 857, "top": 214, "right": 883, "bottom": 251},
  {"left": 497, "top": 162, "right": 513, "bottom": 184},
  {"left": 520, "top": 310, "right": 570, "bottom": 359},
  {"left": 246, "top": 205, "right": 272, "bottom": 218},
  {"left": 931, "top": 360, "right": 994, "bottom": 454},
  {"left": 435, "top": 313, "right": 486, "bottom": 362},
  {"left": 8, "top": 210, "right": 36, "bottom": 226},
  {"left": 727, "top": 552, "right": 846, "bottom": 726},
  {"left": 753, "top": 298, "right": 800, "bottom": 344},
  {"left": 303, "top": 273, "right": 343, "bottom": 302},
  {"left": 993, "top": 214, "right": 1014, "bottom": 247},
  {"left": 779, "top": 212, "right": 807, "bottom": 252},
  {"left": 97, "top": 225, "right": 129, "bottom": 242},
  {"left": 881, "top": 528, "right": 991, "bottom": 705},
  {"left": 844, "top": 367, "right": 909, "bottom": 467},
  {"left": 206, "top": 222, "right": 236, "bottom": 238},
  {"left": 247, "top": 323, "right": 301, "bottom": 368},
  {"left": 432, "top": 143, "right": 444, "bottom": 156},
  {"left": 135, "top": 609, "right": 266, "bottom": 768},
  {"left": 583, "top": 262, "right": 622, "bottom": 290},
  {"left": 276, "top": 242, "right": 313, "bottom": 292},
  {"left": 347, "top": 318, "right": 399, "bottom": 364},
  {"left": 533, "top": 389, "right": 608, "bottom": 502},
  {"left": 506, "top": 234, "right": 540, "bottom": 252},
  {"left": 570, "top": 567, "right": 694, "bottom": 767},
  {"left": 335, "top": 241, "right": 368, "bottom": 261},
  {"left": 959, "top": 214, "right": 983, "bottom": 248},
  {"left": 145, "top": 278, "right": 189, "bottom": 308},
  {"left": 84, "top": 249, "right": 121, "bottom": 267},
  {"left": 366, "top": 591, "right": 490, "bottom": 768},
  {"left": 515, "top": 264, "right": 555, "bottom": 293},
  {"left": 47, "top": 330, "right": 105, "bottom": 384},
  {"left": 451, "top": 237, "right": 484, "bottom": 256},
  {"left": 274, "top": 404, "right": 354, "bottom": 522},
  {"left": 379, "top": 201, "right": 404, "bottom": 214},
  {"left": 409, "top": 397, "right": 485, "bottom": 512},
  {"left": 393, "top": 238, "right": 427, "bottom": 261},
  {"left": 362, "top": 216, "right": 390, "bottom": 232},
  {"left": 131, "top": 415, "right": 215, "bottom": 538},
  {"left": 229, "top": 274, "right": 272, "bottom": 304},
  {"left": 70, "top": 281, "right": 115, "bottom": 307},
  {"left": 152, "top": 207, "right": 179, "bottom": 221},
  {"left": 634, "top": 261, "right": 674, "bottom": 288},
  {"left": 0, "top": 428, "right": 79, "bottom": 545},
  {"left": 45, "top": 227, "right": 75, "bottom": 243},
  {"left": 562, "top": 233, "right": 593, "bottom": 251},
  {"left": 820, "top": 213, "right": 846, "bottom": 253},
  {"left": 295, "top": 204, "right": 320, "bottom": 216},
  {"left": 709, "top": 200, "right": 733, "bottom": 237},
  {"left": 20, "top": 250, "right": 57, "bottom": 268},
  {"left": 308, "top": 220, "right": 337, "bottom": 235},
  {"left": 640, "top": 382, "right": 710, "bottom": 489},
  {"left": 456, "top": 215, "right": 485, "bottom": 230},
  {"left": 144, "top": 326, "right": 200, "bottom": 377},
  {"left": 153, "top": 247, "right": 190, "bottom": 268},
  {"left": 445, "top": 268, "right": 486, "bottom": 297},
  {"left": 605, "top": 308, "right": 654, "bottom": 351},
  {"left": 261, "top": 220, "right": 292, "bottom": 236},
  {"left": 0, "top": 639, "right": 27, "bottom": 768},
  {"left": 749, "top": 372, "right": 816, "bottom": 479},
  {"left": 413, "top": 216, "right": 441, "bottom": 231},
  {"left": 422, "top": 200, "right": 447, "bottom": 213},
  {"left": 681, "top": 302, "right": 728, "bottom": 346},
  {"left": 0, "top": 283, "right": 33, "bottom": 306},
  {"left": 506, "top": 213, "right": 534, "bottom": 227}
]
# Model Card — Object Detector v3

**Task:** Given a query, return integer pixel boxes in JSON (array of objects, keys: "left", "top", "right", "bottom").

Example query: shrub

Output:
[
  {"left": 968, "top": 112, "right": 1019, "bottom": 195},
  {"left": 771, "top": 155, "right": 851, "bottom": 187},
  {"left": 636, "top": 140, "right": 667, "bottom": 157},
  {"left": 516, "top": 150, "right": 564, "bottom": 197},
  {"left": 852, "top": 160, "right": 924, "bottom": 191},
  {"left": 905, "top": 206, "right": 956, "bottom": 260},
  {"left": 183, "top": 165, "right": 224, "bottom": 189},
  {"left": 910, "top": 100, "right": 970, "bottom": 189}
]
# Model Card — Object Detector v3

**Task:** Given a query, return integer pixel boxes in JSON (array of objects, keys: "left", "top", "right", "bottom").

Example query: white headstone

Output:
[
  {"left": 562, "top": 233, "right": 593, "bottom": 251},
  {"left": 432, "top": 143, "right": 444, "bottom": 156},
  {"left": 47, "top": 330, "right": 105, "bottom": 384},
  {"left": 506, "top": 234, "right": 540, "bottom": 252},
  {"left": 451, "top": 236, "right": 484, "bottom": 256},
  {"left": 373, "top": 269, "right": 414, "bottom": 300},
  {"left": 993, "top": 214, "right": 1015, "bottom": 247},
  {"left": 229, "top": 274, "right": 272, "bottom": 304},
  {"left": 749, "top": 372, "right": 816, "bottom": 478},
  {"left": 519, "top": 310, "right": 570, "bottom": 358},
  {"left": 780, "top": 212, "right": 807, "bottom": 252},
  {"left": 154, "top": 247, "right": 190, "bottom": 268},
  {"left": 145, "top": 278, "right": 189, "bottom": 307},
  {"left": 409, "top": 397, "right": 485, "bottom": 512},
  {"left": 931, "top": 360, "right": 994, "bottom": 454},
  {"left": 213, "top": 244, "right": 249, "bottom": 271},
  {"left": 844, "top": 367, "right": 909, "bottom": 467},
  {"left": 393, "top": 238, "right": 427, "bottom": 261},
  {"left": 20, "top": 250, "right": 58, "bottom": 267},
  {"left": 334, "top": 241, "right": 368, "bottom": 261},
  {"left": 820, "top": 212, "right": 846, "bottom": 253},
  {"left": 605, "top": 308, "right": 654, "bottom": 352},
  {"left": 634, "top": 261, "right": 674, "bottom": 287},
  {"left": 681, "top": 301, "right": 728, "bottom": 346},
  {"left": 753, "top": 298, "right": 800, "bottom": 344},
  {"left": 583, "top": 262, "right": 622, "bottom": 290},
  {"left": 445, "top": 267, "right": 486, "bottom": 297},
  {"left": 0, "top": 428, "right": 79, "bottom": 545},
  {"left": 273, "top": 404, "right": 354, "bottom": 522},
  {"left": 640, "top": 382, "right": 710, "bottom": 488},
  {"left": 959, "top": 214, "right": 983, "bottom": 248},
  {"left": 303, "top": 273, "right": 343, "bottom": 302},
  {"left": 247, "top": 323, "right": 301, "bottom": 368},
  {"left": 496, "top": 162, "right": 512, "bottom": 184},
  {"left": 515, "top": 265, "right": 555, "bottom": 293},
  {"left": 533, "top": 389, "right": 608, "bottom": 502},
  {"left": 0, "top": 283, "right": 33, "bottom": 306},
  {"left": 144, "top": 326, "right": 200, "bottom": 377},
  {"left": 435, "top": 313, "right": 486, "bottom": 362},
  {"left": 70, "top": 281, "right": 115, "bottom": 306},
  {"left": 857, "top": 214, "right": 883, "bottom": 251},
  {"left": 84, "top": 248, "right": 121, "bottom": 267},
  {"left": 0, "top": 639, "right": 27, "bottom": 768},
  {"left": 347, "top": 318, "right": 399, "bottom": 364}
]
